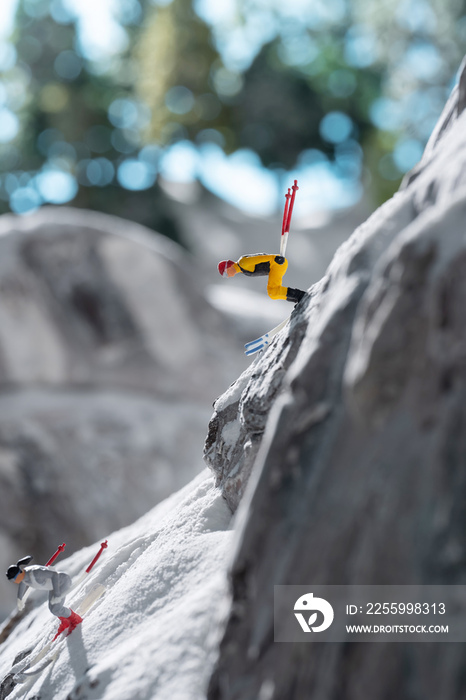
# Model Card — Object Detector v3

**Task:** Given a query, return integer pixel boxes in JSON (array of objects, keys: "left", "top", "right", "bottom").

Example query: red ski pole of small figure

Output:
[
  {"left": 86, "top": 540, "right": 108, "bottom": 574},
  {"left": 45, "top": 543, "right": 66, "bottom": 567}
]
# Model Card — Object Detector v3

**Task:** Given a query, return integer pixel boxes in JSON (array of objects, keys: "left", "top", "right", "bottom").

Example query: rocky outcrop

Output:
[
  {"left": 203, "top": 299, "right": 311, "bottom": 512},
  {"left": 205, "top": 66, "right": 466, "bottom": 698},
  {"left": 0, "top": 207, "right": 242, "bottom": 619}
]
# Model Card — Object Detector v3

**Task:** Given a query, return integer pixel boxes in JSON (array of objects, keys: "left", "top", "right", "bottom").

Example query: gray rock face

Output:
[
  {"left": 0, "top": 206, "right": 242, "bottom": 619},
  {"left": 204, "top": 300, "right": 311, "bottom": 512},
  {"left": 205, "top": 67, "right": 466, "bottom": 698}
]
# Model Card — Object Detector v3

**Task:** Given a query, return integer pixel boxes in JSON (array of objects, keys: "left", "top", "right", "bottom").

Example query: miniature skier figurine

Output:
[
  {"left": 218, "top": 180, "right": 306, "bottom": 304},
  {"left": 218, "top": 253, "right": 305, "bottom": 303},
  {"left": 6, "top": 555, "right": 82, "bottom": 639}
]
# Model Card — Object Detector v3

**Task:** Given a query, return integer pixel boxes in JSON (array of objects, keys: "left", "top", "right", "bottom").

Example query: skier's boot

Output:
[
  {"left": 53, "top": 616, "right": 71, "bottom": 641},
  {"left": 286, "top": 287, "right": 305, "bottom": 304},
  {"left": 66, "top": 610, "right": 83, "bottom": 636}
]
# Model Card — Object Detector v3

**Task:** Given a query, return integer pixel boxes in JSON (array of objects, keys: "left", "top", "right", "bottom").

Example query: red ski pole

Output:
[
  {"left": 86, "top": 540, "right": 108, "bottom": 574},
  {"left": 45, "top": 543, "right": 66, "bottom": 567},
  {"left": 285, "top": 179, "right": 299, "bottom": 233},
  {"left": 282, "top": 188, "right": 291, "bottom": 236},
  {"left": 280, "top": 180, "right": 299, "bottom": 257},
  {"left": 69, "top": 540, "right": 109, "bottom": 593}
]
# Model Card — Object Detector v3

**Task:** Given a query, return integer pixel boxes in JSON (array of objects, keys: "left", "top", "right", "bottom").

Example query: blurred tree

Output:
[
  {"left": 0, "top": 0, "right": 180, "bottom": 240},
  {"left": 137, "top": 0, "right": 225, "bottom": 146},
  {"left": 136, "top": 0, "right": 462, "bottom": 206},
  {"left": 0, "top": 0, "right": 464, "bottom": 225}
]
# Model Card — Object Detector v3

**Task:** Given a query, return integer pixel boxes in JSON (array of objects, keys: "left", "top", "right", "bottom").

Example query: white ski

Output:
[{"left": 244, "top": 317, "right": 289, "bottom": 356}]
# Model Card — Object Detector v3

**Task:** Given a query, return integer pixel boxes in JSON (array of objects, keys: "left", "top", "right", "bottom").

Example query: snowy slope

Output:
[{"left": 0, "top": 470, "right": 233, "bottom": 700}]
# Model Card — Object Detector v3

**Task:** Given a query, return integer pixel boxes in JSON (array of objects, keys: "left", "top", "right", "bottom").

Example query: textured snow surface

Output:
[{"left": 0, "top": 470, "right": 233, "bottom": 700}]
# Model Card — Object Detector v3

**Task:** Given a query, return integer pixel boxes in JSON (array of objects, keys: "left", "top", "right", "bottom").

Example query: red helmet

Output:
[{"left": 218, "top": 260, "right": 236, "bottom": 277}]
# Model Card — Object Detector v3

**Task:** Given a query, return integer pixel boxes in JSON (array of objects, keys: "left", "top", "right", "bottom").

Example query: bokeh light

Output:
[
  {"left": 319, "top": 112, "right": 354, "bottom": 145},
  {"left": 54, "top": 50, "right": 82, "bottom": 80},
  {"left": 165, "top": 86, "right": 195, "bottom": 115},
  {"left": 344, "top": 25, "right": 378, "bottom": 68},
  {"left": 35, "top": 169, "right": 79, "bottom": 203},
  {"left": 10, "top": 185, "right": 41, "bottom": 213},
  {"left": 0, "top": 108, "right": 19, "bottom": 142},
  {"left": 117, "top": 159, "right": 156, "bottom": 190}
]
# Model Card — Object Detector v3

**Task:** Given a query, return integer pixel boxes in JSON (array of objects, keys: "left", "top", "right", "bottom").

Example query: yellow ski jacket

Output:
[{"left": 233, "top": 254, "right": 289, "bottom": 301}]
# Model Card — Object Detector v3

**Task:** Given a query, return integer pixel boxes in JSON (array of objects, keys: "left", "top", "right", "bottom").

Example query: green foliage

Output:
[
  {"left": 136, "top": 0, "right": 225, "bottom": 145},
  {"left": 1, "top": 0, "right": 465, "bottom": 222},
  {"left": 0, "top": 0, "right": 180, "bottom": 240},
  {"left": 135, "top": 0, "right": 464, "bottom": 205}
]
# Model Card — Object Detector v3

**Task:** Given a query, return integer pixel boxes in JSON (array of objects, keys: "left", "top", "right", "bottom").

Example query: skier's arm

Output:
[
  {"left": 17, "top": 581, "right": 27, "bottom": 610},
  {"left": 51, "top": 571, "right": 61, "bottom": 598},
  {"left": 237, "top": 254, "right": 284, "bottom": 276}
]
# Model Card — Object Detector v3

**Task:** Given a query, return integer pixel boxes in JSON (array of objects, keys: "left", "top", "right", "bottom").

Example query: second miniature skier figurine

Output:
[
  {"left": 218, "top": 180, "right": 306, "bottom": 304},
  {"left": 6, "top": 555, "right": 82, "bottom": 639}
]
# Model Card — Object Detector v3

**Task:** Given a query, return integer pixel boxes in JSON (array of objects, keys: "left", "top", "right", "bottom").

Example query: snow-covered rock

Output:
[
  {"left": 0, "top": 207, "right": 243, "bottom": 619},
  {"left": 205, "top": 64, "right": 466, "bottom": 698},
  {"left": 0, "top": 470, "right": 233, "bottom": 700}
]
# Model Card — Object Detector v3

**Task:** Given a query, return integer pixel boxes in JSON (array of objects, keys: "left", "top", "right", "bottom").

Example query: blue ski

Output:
[{"left": 244, "top": 317, "right": 289, "bottom": 356}]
